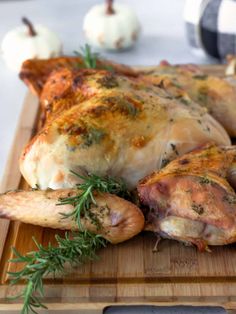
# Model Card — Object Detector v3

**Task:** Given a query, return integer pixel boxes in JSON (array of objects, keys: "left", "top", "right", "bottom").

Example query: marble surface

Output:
[{"left": 0, "top": 1, "right": 224, "bottom": 313}]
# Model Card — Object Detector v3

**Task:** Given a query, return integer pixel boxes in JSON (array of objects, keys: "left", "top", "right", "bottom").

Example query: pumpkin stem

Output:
[
  {"left": 22, "top": 17, "right": 37, "bottom": 36},
  {"left": 106, "top": 0, "right": 115, "bottom": 15}
]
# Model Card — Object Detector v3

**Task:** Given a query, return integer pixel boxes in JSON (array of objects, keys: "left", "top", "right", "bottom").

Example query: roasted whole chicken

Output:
[
  {"left": 138, "top": 144, "right": 236, "bottom": 249},
  {"left": 1, "top": 55, "right": 236, "bottom": 249},
  {"left": 7, "top": 55, "right": 236, "bottom": 314},
  {"left": 19, "top": 59, "right": 230, "bottom": 190}
]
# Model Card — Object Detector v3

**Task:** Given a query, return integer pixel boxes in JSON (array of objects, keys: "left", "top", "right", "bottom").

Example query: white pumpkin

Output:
[
  {"left": 83, "top": 0, "right": 141, "bottom": 51},
  {"left": 1, "top": 18, "right": 62, "bottom": 72}
]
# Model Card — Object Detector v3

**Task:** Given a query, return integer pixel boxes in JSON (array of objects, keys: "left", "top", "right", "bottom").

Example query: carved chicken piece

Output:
[
  {"left": 138, "top": 144, "right": 236, "bottom": 249},
  {"left": 0, "top": 189, "right": 144, "bottom": 244},
  {"left": 20, "top": 56, "right": 137, "bottom": 96},
  {"left": 143, "top": 62, "right": 236, "bottom": 136},
  {"left": 19, "top": 69, "right": 230, "bottom": 190}
]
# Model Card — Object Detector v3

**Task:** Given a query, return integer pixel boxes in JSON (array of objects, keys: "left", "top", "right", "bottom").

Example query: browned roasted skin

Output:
[
  {"left": 20, "top": 56, "right": 138, "bottom": 96},
  {"left": 142, "top": 62, "right": 236, "bottom": 136},
  {"left": 19, "top": 67, "right": 230, "bottom": 190},
  {"left": 0, "top": 189, "right": 144, "bottom": 244},
  {"left": 138, "top": 143, "right": 236, "bottom": 250},
  {"left": 20, "top": 56, "right": 236, "bottom": 137},
  {"left": 39, "top": 68, "right": 141, "bottom": 125}
]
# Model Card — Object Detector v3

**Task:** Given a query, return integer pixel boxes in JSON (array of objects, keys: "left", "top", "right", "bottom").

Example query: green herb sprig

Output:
[
  {"left": 58, "top": 171, "right": 130, "bottom": 229},
  {"left": 74, "top": 44, "right": 99, "bottom": 69},
  {"left": 74, "top": 44, "right": 113, "bottom": 71},
  {"left": 9, "top": 231, "right": 106, "bottom": 314},
  {"left": 9, "top": 172, "right": 129, "bottom": 314}
]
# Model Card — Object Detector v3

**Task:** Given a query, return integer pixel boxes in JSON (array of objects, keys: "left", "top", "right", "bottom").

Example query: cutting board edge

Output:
[{"left": 0, "top": 92, "right": 39, "bottom": 262}]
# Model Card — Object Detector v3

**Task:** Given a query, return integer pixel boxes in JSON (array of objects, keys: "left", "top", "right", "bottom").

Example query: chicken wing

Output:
[
  {"left": 20, "top": 56, "right": 137, "bottom": 96},
  {"left": 0, "top": 189, "right": 144, "bottom": 244}
]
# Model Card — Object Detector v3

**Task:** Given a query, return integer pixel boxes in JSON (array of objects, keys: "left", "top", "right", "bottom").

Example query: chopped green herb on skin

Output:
[
  {"left": 193, "top": 74, "right": 208, "bottom": 80},
  {"left": 222, "top": 194, "right": 236, "bottom": 205},
  {"left": 103, "top": 96, "right": 140, "bottom": 117},
  {"left": 161, "top": 158, "right": 170, "bottom": 168},
  {"left": 191, "top": 202, "right": 204, "bottom": 215},
  {"left": 97, "top": 74, "right": 119, "bottom": 89},
  {"left": 81, "top": 128, "right": 106, "bottom": 148},
  {"left": 197, "top": 87, "right": 208, "bottom": 103},
  {"left": 120, "top": 100, "right": 139, "bottom": 117},
  {"left": 199, "top": 177, "right": 212, "bottom": 185},
  {"left": 172, "top": 81, "right": 182, "bottom": 88},
  {"left": 179, "top": 98, "right": 191, "bottom": 106}
]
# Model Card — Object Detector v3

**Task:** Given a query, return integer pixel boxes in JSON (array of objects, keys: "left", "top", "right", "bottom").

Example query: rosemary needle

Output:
[
  {"left": 9, "top": 172, "right": 129, "bottom": 314},
  {"left": 58, "top": 171, "right": 130, "bottom": 229},
  {"left": 74, "top": 44, "right": 114, "bottom": 71},
  {"left": 9, "top": 232, "right": 106, "bottom": 314},
  {"left": 74, "top": 44, "right": 99, "bottom": 69}
]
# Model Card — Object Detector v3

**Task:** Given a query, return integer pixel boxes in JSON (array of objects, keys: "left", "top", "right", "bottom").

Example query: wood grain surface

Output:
[{"left": 0, "top": 65, "right": 235, "bottom": 313}]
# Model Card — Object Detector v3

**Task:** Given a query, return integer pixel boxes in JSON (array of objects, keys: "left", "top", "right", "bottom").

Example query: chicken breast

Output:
[
  {"left": 20, "top": 56, "right": 236, "bottom": 136},
  {"left": 0, "top": 189, "right": 144, "bottom": 244},
  {"left": 138, "top": 144, "right": 236, "bottom": 250},
  {"left": 142, "top": 61, "right": 236, "bottom": 136},
  {"left": 19, "top": 69, "right": 230, "bottom": 190}
]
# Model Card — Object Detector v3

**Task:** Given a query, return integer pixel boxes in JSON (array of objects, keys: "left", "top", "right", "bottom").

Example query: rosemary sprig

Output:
[
  {"left": 9, "top": 172, "right": 129, "bottom": 313},
  {"left": 9, "top": 231, "right": 106, "bottom": 314},
  {"left": 74, "top": 44, "right": 99, "bottom": 69},
  {"left": 58, "top": 171, "right": 130, "bottom": 229},
  {"left": 74, "top": 44, "right": 113, "bottom": 71}
]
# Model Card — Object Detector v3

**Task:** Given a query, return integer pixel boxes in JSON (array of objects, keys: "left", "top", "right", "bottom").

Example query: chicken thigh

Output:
[{"left": 138, "top": 144, "right": 236, "bottom": 249}]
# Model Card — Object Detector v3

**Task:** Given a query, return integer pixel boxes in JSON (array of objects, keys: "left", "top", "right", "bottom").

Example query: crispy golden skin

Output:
[
  {"left": 19, "top": 68, "right": 230, "bottom": 190},
  {"left": 138, "top": 143, "right": 236, "bottom": 249},
  {"left": 20, "top": 57, "right": 236, "bottom": 137},
  {"left": 143, "top": 62, "right": 236, "bottom": 136},
  {"left": 39, "top": 68, "right": 140, "bottom": 126},
  {"left": 0, "top": 189, "right": 144, "bottom": 244},
  {"left": 20, "top": 56, "right": 137, "bottom": 96}
]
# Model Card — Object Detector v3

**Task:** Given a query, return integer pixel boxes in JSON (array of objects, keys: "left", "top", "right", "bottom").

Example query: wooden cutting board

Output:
[{"left": 0, "top": 65, "right": 236, "bottom": 313}]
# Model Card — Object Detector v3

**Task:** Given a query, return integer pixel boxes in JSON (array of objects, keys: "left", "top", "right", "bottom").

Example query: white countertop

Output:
[{"left": 0, "top": 0, "right": 215, "bottom": 183}]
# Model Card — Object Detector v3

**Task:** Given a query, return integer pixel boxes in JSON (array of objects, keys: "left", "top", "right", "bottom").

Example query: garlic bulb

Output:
[
  {"left": 1, "top": 17, "right": 62, "bottom": 72},
  {"left": 83, "top": 0, "right": 141, "bottom": 51}
]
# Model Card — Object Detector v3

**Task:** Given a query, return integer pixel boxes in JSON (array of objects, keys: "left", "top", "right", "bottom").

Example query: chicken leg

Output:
[{"left": 138, "top": 143, "right": 236, "bottom": 250}]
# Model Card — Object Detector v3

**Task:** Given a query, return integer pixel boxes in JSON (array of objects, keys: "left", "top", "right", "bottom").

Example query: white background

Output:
[{"left": 0, "top": 0, "right": 215, "bottom": 182}]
